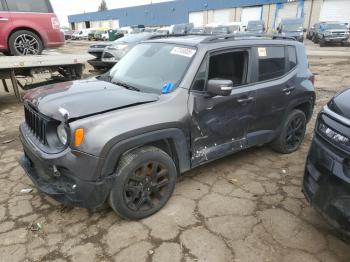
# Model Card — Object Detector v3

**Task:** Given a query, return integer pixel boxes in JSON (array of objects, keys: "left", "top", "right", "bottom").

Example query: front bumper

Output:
[
  {"left": 19, "top": 125, "right": 114, "bottom": 208},
  {"left": 303, "top": 134, "right": 350, "bottom": 234},
  {"left": 324, "top": 36, "right": 349, "bottom": 42}
]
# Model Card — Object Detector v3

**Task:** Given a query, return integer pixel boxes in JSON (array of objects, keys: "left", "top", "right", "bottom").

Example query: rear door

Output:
[
  {"left": 0, "top": 0, "right": 12, "bottom": 50},
  {"left": 248, "top": 45, "right": 297, "bottom": 146}
]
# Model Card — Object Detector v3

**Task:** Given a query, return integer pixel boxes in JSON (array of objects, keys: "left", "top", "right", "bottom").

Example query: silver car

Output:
[{"left": 102, "top": 33, "right": 157, "bottom": 67}]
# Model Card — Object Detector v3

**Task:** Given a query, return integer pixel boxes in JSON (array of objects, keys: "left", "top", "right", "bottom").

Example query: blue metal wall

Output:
[{"left": 68, "top": 0, "right": 293, "bottom": 27}]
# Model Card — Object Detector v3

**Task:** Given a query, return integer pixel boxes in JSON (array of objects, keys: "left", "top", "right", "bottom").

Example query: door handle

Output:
[
  {"left": 0, "top": 17, "right": 9, "bottom": 22},
  {"left": 237, "top": 96, "right": 254, "bottom": 104}
]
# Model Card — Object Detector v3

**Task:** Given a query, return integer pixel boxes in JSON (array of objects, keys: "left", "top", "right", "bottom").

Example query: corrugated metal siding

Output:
[{"left": 68, "top": 0, "right": 295, "bottom": 27}]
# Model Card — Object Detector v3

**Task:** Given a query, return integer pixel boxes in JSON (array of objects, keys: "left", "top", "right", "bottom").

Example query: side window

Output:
[
  {"left": 257, "top": 46, "right": 285, "bottom": 81},
  {"left": 0, "top": 1, "right": 4, "bottom": 11},
  {"left": 208, "top": 51, "right": 248, "bottom": 86},
  {"left": 7, "top": 0, "right": 51, "bottom": 13},
  {"left": 191, "top": 57, "right": 208, "bottom": 91},
  {"left": 287, "top": 46, "right": 297, "bottom": 70}
]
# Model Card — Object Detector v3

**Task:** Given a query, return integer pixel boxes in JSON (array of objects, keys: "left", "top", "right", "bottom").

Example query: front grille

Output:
[{"left": 24, "top": 103, "right": 49, "bottom": 145}]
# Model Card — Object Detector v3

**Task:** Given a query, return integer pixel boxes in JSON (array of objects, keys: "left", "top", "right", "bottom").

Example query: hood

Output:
[
  {"left": 23, "top": 79, "right": 159, "bottom": 122},
  {"left": 328, "top": 89, "right": 350, "bottom": 119}
]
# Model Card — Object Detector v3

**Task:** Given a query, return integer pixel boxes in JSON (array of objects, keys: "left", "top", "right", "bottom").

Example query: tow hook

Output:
[{"left": 53, "top": 165, "right": 61, "bottom": 177}]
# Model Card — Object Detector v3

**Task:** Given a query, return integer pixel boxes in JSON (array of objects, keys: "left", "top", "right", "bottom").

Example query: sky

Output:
[{"left": 51, "top": 0, "right": 173, "bottom": 26}]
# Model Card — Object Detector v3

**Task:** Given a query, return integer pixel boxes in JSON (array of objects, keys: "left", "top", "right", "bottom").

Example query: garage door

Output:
[
  {"left": 275, "top": 2, "right": 300, "bottom": 27},
  {"left": 320, "top": 0, "right": 350, "bottom": 23},
  {"left": 213, "top": 9, "right": 231, "bottom": 24},
  {"left": 189, "top": 11, "right": 204, "bottom": 27},
  {"left": 241, "top": 6, "right": 262, "bottom": 27}
]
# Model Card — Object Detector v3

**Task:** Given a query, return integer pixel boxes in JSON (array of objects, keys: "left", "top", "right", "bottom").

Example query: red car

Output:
[{"left": 0, "top": 0, "right": 64, "bottom": 56}]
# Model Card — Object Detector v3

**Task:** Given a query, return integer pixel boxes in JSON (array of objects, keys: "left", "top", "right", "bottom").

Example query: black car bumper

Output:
[
  {"left": 324, "top": 37, "right": 349, "bottom": 43},
  {"left": 303, "top": 134, "right": 350, "bottom": 234},
  {"left": 19, "top": 127, "right": 114, "bottom": 209}
]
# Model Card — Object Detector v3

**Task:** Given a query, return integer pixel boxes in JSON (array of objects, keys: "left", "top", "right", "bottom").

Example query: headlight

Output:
[
  {"left": 57, "top": 123, "right": 68, "bottom": 145},
  {"left": 318, "top": 122, "right": 350, "bottom": 147}
]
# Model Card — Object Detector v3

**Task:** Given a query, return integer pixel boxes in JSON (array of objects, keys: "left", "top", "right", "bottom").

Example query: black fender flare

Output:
[
  {"left": 99, "top": 128, "right": 191, "bottom": 177},
  {"left": 283, "top": 96, "right": 315, "bottom": 124}
]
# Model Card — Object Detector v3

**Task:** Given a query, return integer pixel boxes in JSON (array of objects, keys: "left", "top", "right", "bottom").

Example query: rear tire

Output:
[
  {"left": 8, "top": 30, "right": 43, "bottom": 56},
  {"left": 109, "top": 146, "right": 177, "bottom": 220},
  {"left": 270, "top": 110, "right": 307, "bottom": 154}
]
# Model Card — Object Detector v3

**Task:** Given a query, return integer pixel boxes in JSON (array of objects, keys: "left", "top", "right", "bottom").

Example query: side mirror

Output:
[
  {"left": 207, "top": 79, "right": 233, "bottom": 97},
  {"left": 303, "top": 28, "right": 307, "bottom": 32}
]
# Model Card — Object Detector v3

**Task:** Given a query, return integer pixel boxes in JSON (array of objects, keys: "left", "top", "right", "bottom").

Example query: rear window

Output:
[
  {"left": 7, "top": 0, "right": 52, "bottom": 13},
  {"left": 257, "top": 46, "right": 286, "bottom": 81}
]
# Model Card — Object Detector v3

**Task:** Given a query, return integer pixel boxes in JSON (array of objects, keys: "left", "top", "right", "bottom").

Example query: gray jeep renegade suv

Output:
[{"left": 19, "top": 34, "right": 315, "bottom": 219}]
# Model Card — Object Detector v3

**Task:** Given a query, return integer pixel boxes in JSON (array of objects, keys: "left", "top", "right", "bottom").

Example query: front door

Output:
[{"left": 189, "top": 48, "right": 256, "bottom": 166}]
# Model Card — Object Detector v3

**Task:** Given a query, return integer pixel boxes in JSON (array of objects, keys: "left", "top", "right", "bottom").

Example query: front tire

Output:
[
  {"left": 8, "top": 30, "right": 43, "bottom": 56},
  {"left": 270, "top": 110, "right": 307, "bottom": 154},
  {"left": 109, "top": 146, "right": 177, "bottom": 220}
]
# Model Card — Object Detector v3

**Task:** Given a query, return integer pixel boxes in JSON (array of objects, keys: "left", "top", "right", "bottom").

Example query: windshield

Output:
[
  {"left": 110, "top": 43, "right": 196, "bottom": 93},
  {"left": 114, "top": 33, "right": 151, "bottom": 44},
  {"left": 282, "top": 23, "right": 303, "bottom": 31},
  {"left": 190, "top": 28, "right": 204, "bottom": 34},
  {"left": 323, "top": 23, "right": 347, "bottom": 30},
  {"left": 230, "top": 25, "right": 240, "bottom": 31},
  {"left": 247, "top": 22, "right": 263, "bottom": 31}
]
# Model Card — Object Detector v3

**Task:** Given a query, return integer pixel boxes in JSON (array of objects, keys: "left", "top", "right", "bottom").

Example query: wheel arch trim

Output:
[{"left": 100, "top": 128, "right": 191, "bottom": 177}]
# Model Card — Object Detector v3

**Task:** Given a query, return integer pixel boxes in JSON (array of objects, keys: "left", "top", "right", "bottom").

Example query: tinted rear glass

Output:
[
  {"left": 7, "top": 0, "right": 52, "bottom": 13},
  {"left": 258, "top": 46, "right": 286, "bottom": 81}
]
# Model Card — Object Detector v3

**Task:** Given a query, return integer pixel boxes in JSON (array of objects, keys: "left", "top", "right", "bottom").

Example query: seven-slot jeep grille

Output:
[{"left": 24, "top": 103, "right": 49, "bottom": 145}]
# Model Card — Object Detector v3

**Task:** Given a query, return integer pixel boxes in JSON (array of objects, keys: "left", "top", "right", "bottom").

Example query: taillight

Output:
[
  {"left": 309, "top": 75, "right": 315, "bottom": 86},
  {"left": 51, "top": 17, "right": 60, "bottom": 30}
]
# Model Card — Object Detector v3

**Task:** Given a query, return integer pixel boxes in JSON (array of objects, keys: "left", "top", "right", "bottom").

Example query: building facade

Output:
[{"left": 68, "top": 0, "right": 350, "bottom": 31}]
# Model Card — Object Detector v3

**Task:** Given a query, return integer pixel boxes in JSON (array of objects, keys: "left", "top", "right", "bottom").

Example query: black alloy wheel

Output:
[
  {"left": 124, "top": 161, "right": 171, "bottom": 212},
  {"left": 271, "top": 109, "right": 307, "bottom": 154},
  {"left": 285, "top": 114, "right": 306, "bottom": 151},
  {"left": 109, "top": 146, "right": 177, "bottom": 219}
]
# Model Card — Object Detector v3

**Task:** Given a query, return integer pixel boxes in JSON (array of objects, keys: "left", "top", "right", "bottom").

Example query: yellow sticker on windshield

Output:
[
  {"left": 258, "top": 47, "right": 267, "bottom": 57},
  {"left": 170, "top": 47, "right": 196, "bottom": 58}
]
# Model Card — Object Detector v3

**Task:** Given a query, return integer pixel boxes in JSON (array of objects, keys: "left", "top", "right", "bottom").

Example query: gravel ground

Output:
[{"left": 0, "top": 39, "right": 350, "bottom": 262}]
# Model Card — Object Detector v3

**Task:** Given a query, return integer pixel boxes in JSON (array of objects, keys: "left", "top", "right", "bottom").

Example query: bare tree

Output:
[{"left": 98, "top": 0, "right": 108, "bottom": 11}]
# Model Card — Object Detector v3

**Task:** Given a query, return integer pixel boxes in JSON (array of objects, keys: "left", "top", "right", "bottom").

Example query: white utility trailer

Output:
[{"left": 0, "top": 54, "right": 93, "bottom": 102}]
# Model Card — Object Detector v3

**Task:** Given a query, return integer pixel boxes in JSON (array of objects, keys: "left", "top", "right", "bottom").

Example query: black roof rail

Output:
[
  {"left": 148, "top": 33, "right": 212, "bottom": 40},
  {"left": 201, "top": 33, "right": 296, "bottom": 43}
]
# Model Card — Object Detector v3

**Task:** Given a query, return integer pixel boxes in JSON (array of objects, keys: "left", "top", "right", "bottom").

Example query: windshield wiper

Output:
[{"left": 112, "top": 80, "right": 140, "bottom": 92}]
